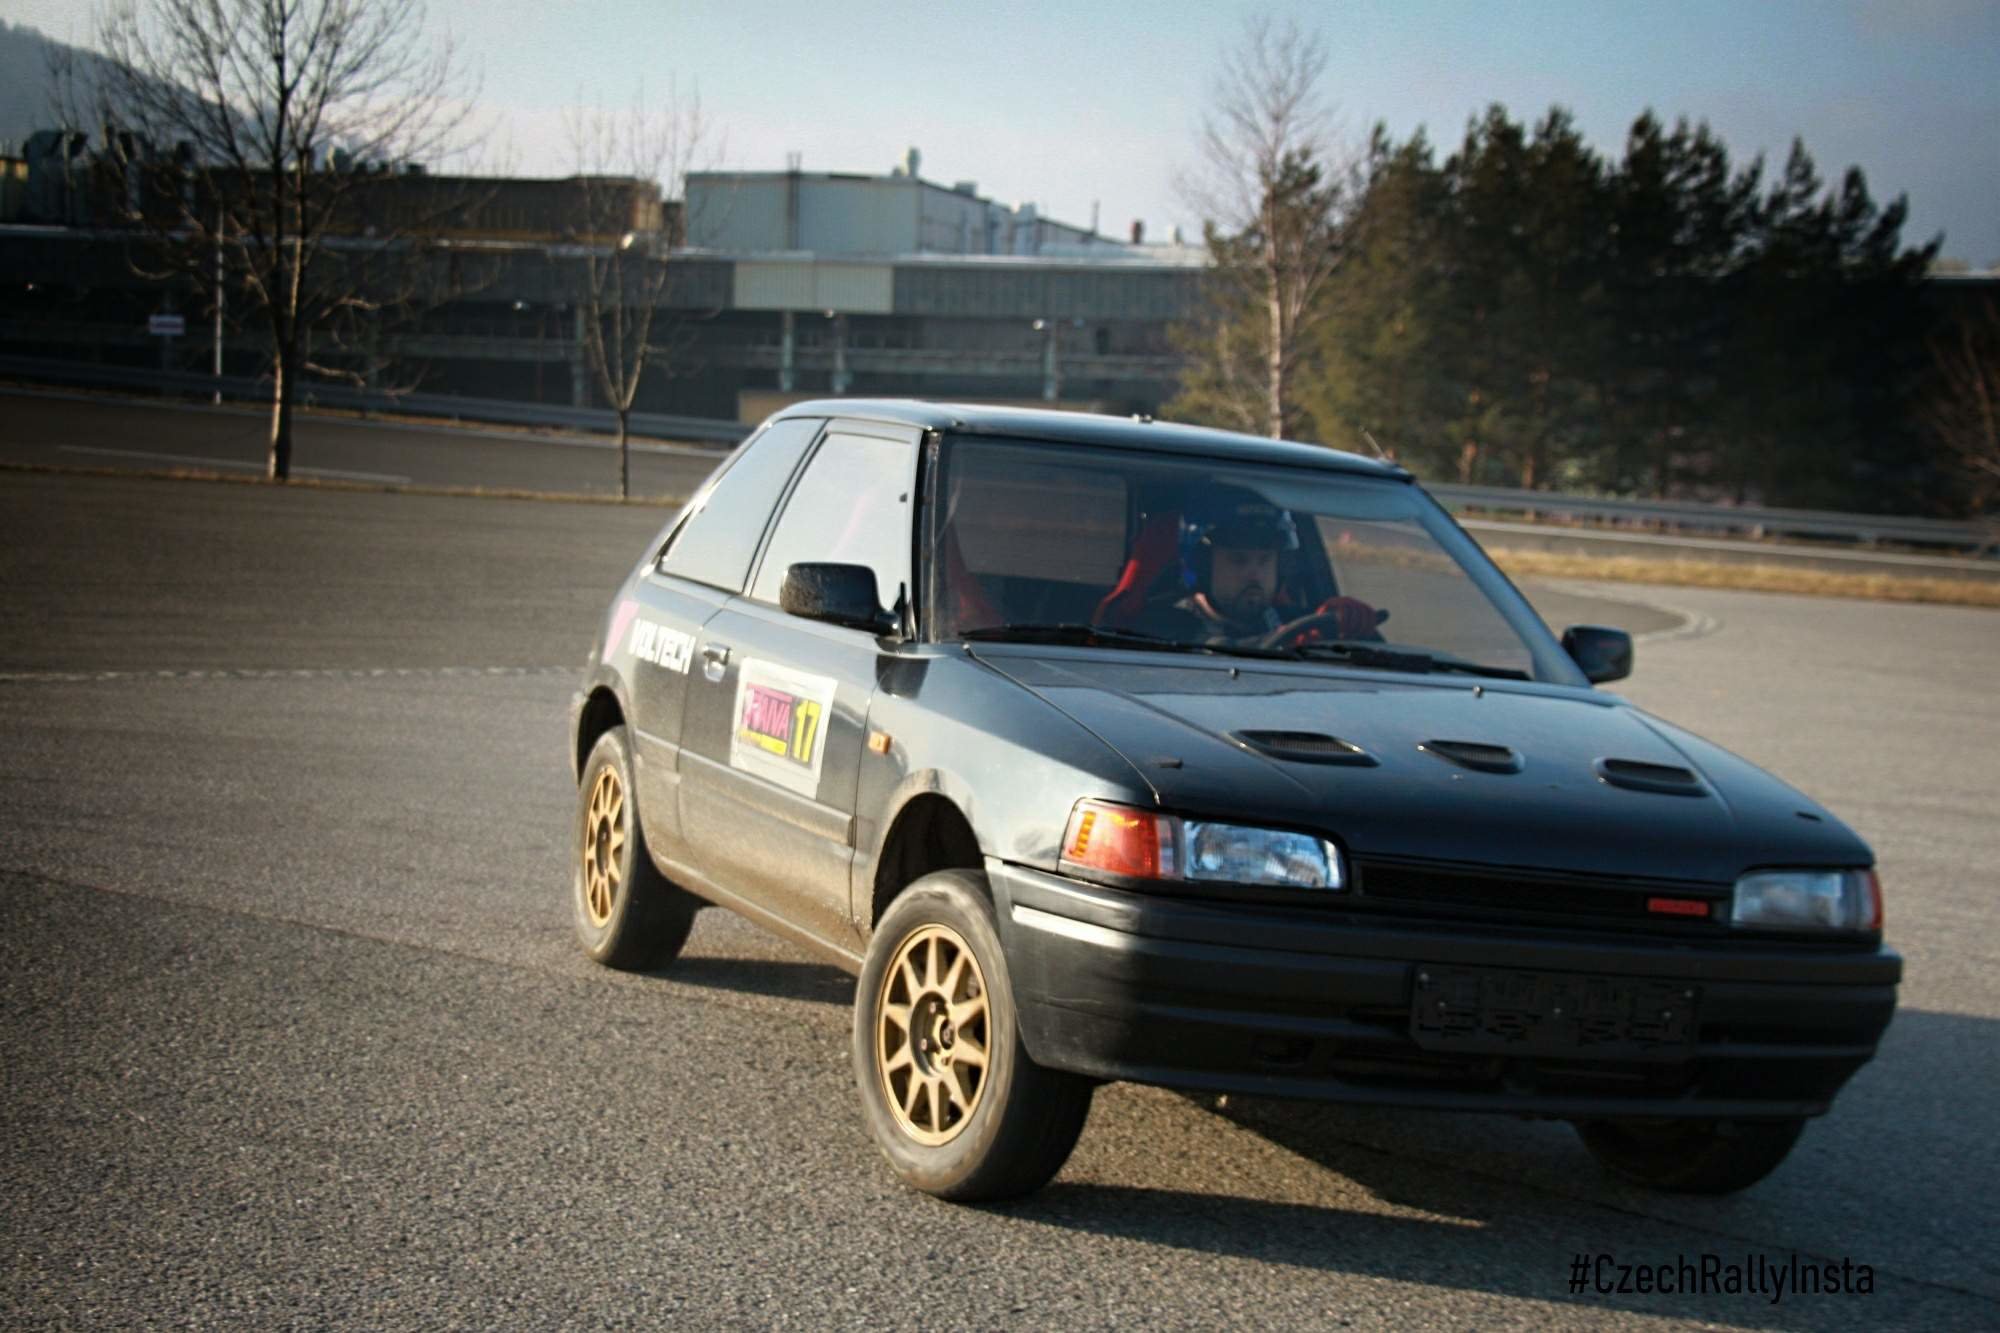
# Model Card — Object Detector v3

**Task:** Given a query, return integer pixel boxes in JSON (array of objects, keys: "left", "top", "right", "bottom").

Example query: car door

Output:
[
  {"left": 677, "top": 420, "right": 921, "bottom": 954},
  {"left": 624, "top": 415, "right": 824, "bottom": 865}
]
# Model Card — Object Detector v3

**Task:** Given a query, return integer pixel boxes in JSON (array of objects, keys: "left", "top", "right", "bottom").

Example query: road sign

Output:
[{"left": 148, "top": 314, "right": 186, "bottom": 337}]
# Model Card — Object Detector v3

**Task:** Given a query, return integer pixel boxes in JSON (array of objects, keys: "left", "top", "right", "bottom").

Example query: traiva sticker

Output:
[{"left": 728, "top": 659, "right": 838, "bottom": 799}]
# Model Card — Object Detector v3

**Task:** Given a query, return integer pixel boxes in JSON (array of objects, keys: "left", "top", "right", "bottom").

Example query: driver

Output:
[
  {"left": 1187, "top": 501, "right": 1290, "bottom": 640},
  {"left": 1138, "top": 498, "right": 1381, "bottom": 647}
]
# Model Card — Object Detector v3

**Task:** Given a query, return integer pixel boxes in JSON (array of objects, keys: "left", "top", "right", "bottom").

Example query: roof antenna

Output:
[{"left": 1360, "top": 429, "right": 1391, "bottom": 461}]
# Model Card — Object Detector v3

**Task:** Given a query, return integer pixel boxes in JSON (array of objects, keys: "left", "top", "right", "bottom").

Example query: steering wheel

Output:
[{"left": 1252, "top": 606, "right": 1390, "bottom": 651}]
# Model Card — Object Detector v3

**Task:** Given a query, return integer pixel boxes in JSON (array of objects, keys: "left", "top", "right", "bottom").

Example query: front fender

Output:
[
  {"left": 855, "top": 765, "right": 993, "bottom": 901},
  {"left": 849, "top": 649, "right": 1156, "bottom": 931}
]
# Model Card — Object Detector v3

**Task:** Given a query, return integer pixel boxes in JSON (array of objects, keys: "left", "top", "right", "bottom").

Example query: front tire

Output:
[
  {"left": 1573, "top": 1116, "right": 1806, "bottom": 1194},
  {"left": 572, "top": 726, "right": 697, "bottom": 970},
  {"left": 853, "top": 870, "right": 1093, "bottom": 1201}
]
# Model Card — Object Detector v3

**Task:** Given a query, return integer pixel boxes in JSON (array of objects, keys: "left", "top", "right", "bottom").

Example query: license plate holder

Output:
[{"left": 1410, "top": 965, "right": 1698, "bottom": 1061}]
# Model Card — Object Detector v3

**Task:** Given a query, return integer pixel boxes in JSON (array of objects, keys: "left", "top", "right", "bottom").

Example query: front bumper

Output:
[{"left": 990, "top": 862, "right": 1900, "bottom": 1120}]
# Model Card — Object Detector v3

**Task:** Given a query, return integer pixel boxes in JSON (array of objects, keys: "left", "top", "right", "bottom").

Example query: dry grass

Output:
[{"left": 1489, "top": 549, "right": 2000, "bottom": 609}]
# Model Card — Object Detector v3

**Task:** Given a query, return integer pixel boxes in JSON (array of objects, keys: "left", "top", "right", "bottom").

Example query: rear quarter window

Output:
[
  {"left": 749, "top": 431, "right": 915, "bottom": 607},
  {"left": 658, "top": 417, "right": 823, "bottom": 593}
]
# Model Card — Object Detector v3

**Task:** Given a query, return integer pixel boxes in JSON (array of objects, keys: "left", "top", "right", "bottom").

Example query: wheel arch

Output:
[{"left": 868, "top": 787, "right": 988, "bottom": 936}]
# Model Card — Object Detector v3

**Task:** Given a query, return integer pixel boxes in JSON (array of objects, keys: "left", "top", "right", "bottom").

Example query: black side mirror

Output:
[
  {"left": 780, "top": 563, "right": 898, "bottom": 636},
  {"left": 1562, "top": 624, "right": 1633, "bottom": 684}
]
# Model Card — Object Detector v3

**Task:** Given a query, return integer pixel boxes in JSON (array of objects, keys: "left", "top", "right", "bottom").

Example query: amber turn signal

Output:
[{"left": 1061, "top": 800, "right": 1175, "bottom": 880}]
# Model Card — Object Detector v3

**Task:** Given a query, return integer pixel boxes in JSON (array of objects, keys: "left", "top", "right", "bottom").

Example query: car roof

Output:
[{"left": 771, "top": 399, "right": 1412, "bottom": 481}]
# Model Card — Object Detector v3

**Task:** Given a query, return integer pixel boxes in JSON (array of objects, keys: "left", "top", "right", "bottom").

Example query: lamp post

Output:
[
  {"left": 778, "top": 310, "right": 796, "bottom": 392},
  {"left": 212, "top": 202, "right": 224, "bottom": 404},
  {"left": 1033, "top": 317, "right": 1084, "bottom": 402},
  {"left": 826, "top": 308, "right": 849, "bottom": 395},
  {"left": 1033, "top": 319, "right": 1056, "bottom": 401}
]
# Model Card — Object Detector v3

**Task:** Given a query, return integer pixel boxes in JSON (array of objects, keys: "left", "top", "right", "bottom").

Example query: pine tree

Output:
[
  {"left": 1600, "top": 114, "right": 1759, "bottom": 495},
  {"left": 1300, "top": 128, "right": 1456, "bottom": 470},
  {"left": 1431, "top": 106, "right": 1610, "bottom": 488},
  {"left": 1725, "top": 143, "right": 1936, "bottom": 507}
]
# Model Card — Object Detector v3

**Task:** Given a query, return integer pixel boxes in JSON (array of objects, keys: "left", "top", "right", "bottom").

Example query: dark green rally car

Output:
[{"left": 568, "top": 401, "right": 1899, "bottom": 1201}]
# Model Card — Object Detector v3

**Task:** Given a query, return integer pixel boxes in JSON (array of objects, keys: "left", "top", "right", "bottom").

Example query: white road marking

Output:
[
  {"left": 0, "top": 665, "right": 573, "bottom": 683},
  {"left": 57, "top": 444, "right": 411, "bottom": 484},
  {"left": 1536, "top": 579, "right": 1724, "bottom": 644}
]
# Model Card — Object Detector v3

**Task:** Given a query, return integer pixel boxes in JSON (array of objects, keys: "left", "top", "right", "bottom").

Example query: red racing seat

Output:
[
  {"left": 941, "top": 524, "right": 1002, "bottom": 632},
  {"left": 1092, "top": 510, "right": 1182, "bottom": 628}
]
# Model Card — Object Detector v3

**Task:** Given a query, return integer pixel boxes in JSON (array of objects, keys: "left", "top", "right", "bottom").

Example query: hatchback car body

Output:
[{"left": 569, "top": 401, "right": 1899, "bottom": 1200}]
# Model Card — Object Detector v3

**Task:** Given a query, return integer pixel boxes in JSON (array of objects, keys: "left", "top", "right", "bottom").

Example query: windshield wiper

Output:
[
  {"left": 957, "top": 623, "right": 1524, "bottom": 674},
  {"left": 1287, "top": 640, "right": 1531, "bottom": 680},
  {"left": 960, "top": 624, "right": 1307, "bottom": 661},
  {"left": 958, "top": 622, "right": 1198, "bottom": 652}
]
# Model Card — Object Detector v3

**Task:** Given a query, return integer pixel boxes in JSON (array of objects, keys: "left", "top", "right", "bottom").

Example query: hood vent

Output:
[
  {"left": 1419, "top": 740, "right": 1524, "bottom": 775},
  {"left": 1232, "top": 730, "right": 1378, "bottom": 766},
  {"left": 1595, "top": 757, "right": 1706, "bottom": 796}
]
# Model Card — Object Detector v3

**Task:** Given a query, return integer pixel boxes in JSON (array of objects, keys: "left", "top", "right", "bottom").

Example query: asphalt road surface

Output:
[
  {"left": 3, "top": 471, "right": 1998, "bottom": 1329},
  {"left": 9, "top": 388, "right": 1995, "bottom": 585},
  {"left": 0, "top": 388, "right": 731, "bottom": 499}
]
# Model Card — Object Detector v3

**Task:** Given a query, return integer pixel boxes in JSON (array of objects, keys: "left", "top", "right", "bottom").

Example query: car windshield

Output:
[{"left": 929, "top": 437, "right": 1562, "bottom": 681}]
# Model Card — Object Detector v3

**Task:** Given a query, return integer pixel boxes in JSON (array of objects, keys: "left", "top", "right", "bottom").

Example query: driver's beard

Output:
[{"left": 1218, "top": 585, "right": 1269, "bottom": 628}]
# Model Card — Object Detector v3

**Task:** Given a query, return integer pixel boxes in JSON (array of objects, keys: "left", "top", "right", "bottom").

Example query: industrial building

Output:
[
  {"left": 686, "top": 149, "right": 1119, "bottom": 258},
  {"left": 0, "top": 138, "right": 1208, "bottom": 422}
]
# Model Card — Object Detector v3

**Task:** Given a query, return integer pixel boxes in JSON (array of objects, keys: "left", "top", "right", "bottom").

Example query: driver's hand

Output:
[{"left": 1294, "top": 596, "right": 1381, "bottom": 646}]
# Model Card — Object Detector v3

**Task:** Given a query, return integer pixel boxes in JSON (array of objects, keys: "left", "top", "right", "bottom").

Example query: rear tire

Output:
[
  {"left": 572, "top": 726, "right": 697, "bottom": 970},
  {"left": 1573, "top": 1116, "right": 1806, "bottom": 1194},
  {"left": 853, "top": 870, "right": 1093, "bottom": 1201}
]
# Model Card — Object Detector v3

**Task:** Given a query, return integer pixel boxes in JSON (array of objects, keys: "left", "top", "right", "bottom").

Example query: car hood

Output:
[{"left": 972, "top": 649, "right": 1870, "bottom": 884}]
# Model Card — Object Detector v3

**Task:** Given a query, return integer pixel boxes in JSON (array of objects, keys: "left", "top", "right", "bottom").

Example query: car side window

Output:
[
  {"left": 658, "top": 417, "right": 823, "bottom": 592},
  {"left": 749, "top": 431, "right": 914, "bottom": 611}
]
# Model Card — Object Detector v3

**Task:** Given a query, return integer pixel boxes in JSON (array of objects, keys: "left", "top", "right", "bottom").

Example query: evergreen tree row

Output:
[{"left": 1172, "top": 104, "right": 1952, "bottom": 514}]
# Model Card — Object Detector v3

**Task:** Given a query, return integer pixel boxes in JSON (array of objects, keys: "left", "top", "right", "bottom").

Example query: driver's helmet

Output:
[{"left": 1179, "top": 488, "right": 1298, "bottom": 591}]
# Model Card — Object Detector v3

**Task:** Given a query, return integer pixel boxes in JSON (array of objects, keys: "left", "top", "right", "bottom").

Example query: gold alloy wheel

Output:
[
  {"left": 581, "top": 767, "right": 625, "bottom": 927},
  {"left": 876, "top": 923, "right": 991, "bottom": 1146}
]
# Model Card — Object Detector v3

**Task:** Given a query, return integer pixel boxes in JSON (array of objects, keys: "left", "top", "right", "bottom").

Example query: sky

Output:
[{"left": 7, "top": 0, "right": 1997, "bottom": 264}]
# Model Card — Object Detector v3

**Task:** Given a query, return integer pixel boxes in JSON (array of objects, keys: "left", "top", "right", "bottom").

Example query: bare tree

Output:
[
  {"left": 1172, "top": 14, "right": 1350, "bottom": 439},
  {"left": 565, "top": 83, "right": 716, "bottom": 500},
  {"left": 1920, "top": 297, "right": 2000, "bottom": 515},
  {"left": 58, "top": 0, "right": 475, "bottom": 479}
]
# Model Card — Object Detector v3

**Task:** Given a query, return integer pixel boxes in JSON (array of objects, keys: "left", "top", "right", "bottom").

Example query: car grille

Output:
[{"left": 1350, "top": 858, "right": 1731, "bottom": 936}]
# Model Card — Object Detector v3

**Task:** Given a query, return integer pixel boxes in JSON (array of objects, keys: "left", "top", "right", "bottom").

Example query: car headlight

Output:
[
  {"left": 1730, "top": 868, "right": 1882, "bottom": 933},
  {"left": 1059, "top": 800, "right": 1344, "bottom": 891}
]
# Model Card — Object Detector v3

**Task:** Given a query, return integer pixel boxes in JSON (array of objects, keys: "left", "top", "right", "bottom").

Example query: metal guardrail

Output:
[
  {"left": 4, "top": 353, "right": 1990, "bottom": 553},
  {"left": 1424, "top": 484, "right": 1993, "bottom": 554},
  {"left": 0, "top": 353, "right": 748, "bottom": 446}
]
